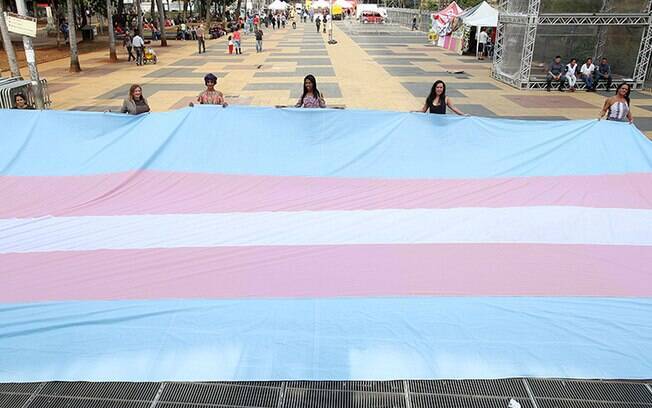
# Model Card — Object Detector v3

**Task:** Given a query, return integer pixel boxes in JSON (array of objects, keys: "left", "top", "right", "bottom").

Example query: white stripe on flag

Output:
[{"left": 1, "top": 207, "right": 651, "bottom": 253}]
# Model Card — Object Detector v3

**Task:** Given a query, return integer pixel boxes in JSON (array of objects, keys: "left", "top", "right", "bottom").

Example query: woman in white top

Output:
[
  {"left": 598, "top": 83, "right": 633, "bottom": 123},
  {"left": 565, "top": 58, "right": 578, "bottom": 91}
]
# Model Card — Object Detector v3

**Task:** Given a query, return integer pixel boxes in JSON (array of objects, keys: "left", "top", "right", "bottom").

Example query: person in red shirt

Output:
[
  {"left": 254, "top": 14, "right": 260, "bottom": 28},
  {"left": 232, "top": 29, "right": 242, "bottom": 54}
]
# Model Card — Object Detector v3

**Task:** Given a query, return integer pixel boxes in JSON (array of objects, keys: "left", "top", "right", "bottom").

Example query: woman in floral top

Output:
[
  {"left": 197, "top": 73, "right": 228, "bottom": 106},
  {"left": 295, "top": 74, "right": 326, "bottom": 108}
]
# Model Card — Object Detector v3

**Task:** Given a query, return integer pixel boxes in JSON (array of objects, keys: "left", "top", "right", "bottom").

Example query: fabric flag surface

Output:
[{"left": 1, "top": 106, "right": 651, "bottom": 381}]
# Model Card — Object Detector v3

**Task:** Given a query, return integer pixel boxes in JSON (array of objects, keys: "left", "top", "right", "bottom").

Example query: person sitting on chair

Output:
[
  {"left": 580, "top": 57, "right": 596, "bottom": 92},
  {"left": 545, "top": 56, "right": 567, "bottom": 92},
  {"left": 596, "top": 57, "right": 613, "bottom": 91}
]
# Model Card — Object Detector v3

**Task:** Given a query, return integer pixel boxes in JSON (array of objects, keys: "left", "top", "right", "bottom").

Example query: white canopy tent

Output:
[
  {"left": 356, "top": 4, "right": 387, "bottom": 18},
  {"left": 268, "top": 0, "right": 289, "bottom": 10},
  {"left": 334, "top": 0, "right": 354, "bottom": 8},
  {"left": 460, "top": 1, "right": 498, "bottom": 28},
  {"left": 311, "top": 0, "right": 330, "bottom": 9}
]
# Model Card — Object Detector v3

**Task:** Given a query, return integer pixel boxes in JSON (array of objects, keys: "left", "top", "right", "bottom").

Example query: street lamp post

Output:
[{"left": 14, "top": 0, "right": 45, "bottom": 109}]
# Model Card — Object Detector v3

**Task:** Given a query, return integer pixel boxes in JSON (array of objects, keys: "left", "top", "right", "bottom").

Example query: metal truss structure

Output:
[{"left": 491, "top": 0, "right": 652, "bottom": 90}]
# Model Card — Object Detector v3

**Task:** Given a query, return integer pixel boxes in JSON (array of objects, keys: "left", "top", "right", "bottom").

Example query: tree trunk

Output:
[
  {"left": 135, "top": 0, "right": 143, "bottom": 37},
  {"left": 150, "top": 0, "right": 155, "bottom": 21},
  {"left": 156, "top": 0, "right": 167, "bottom": 45},
  {"left": 0, "top": 0, "right": 21, "bottom": 77},
  {"left": 234, "top": 0, "right": 241, "bottom": 22},
  {"left": 67, "top": 0, "right": 82, "bottom": 71},
  {"left": 107, "top": 0, "right": 118, "bottom": 61},
  {"left": 204, "top": 0, "right": 211, "bottom": 23},
  {"left": 117, "top": 0, "right": 124, "bottom": 21},
  {"left": 55, "top": 5, "right": 61, "bottom": 47},
  {"left": 79, "top": 0, "right": 87, "bottom": 26}
]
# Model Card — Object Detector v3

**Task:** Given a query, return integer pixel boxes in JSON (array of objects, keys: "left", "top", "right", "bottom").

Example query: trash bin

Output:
[{"left": 81, "top": 25, "right": 94, "bottom": 41}]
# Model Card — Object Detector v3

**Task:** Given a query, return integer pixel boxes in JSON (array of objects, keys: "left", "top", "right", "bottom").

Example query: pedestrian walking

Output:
[
  {"left": 316, "top": 15, "right": 321, "bottom": 33},
  {"left": 255, "top": 27, "right": 264, "bottom": 52},
  {"left": 120, "top": 84, "right": 151, "bottom": 115},
  {"left": 411, "top": 15, "right": 417, "bottom": 30},
  {"left": 197, "top": 24, "right": 206, "bottom": 54},
  {"left": 123, "top": 32, "right": 135, "bottom": 62},
  {"left": 228, "top": 35, "right": 234, "bottom": 54},
  {"left": 233, "top": 29, "right": 242, "bottom": 54},
  {"left": 132, "top": 30, "right": 145, "bottom": 66}
]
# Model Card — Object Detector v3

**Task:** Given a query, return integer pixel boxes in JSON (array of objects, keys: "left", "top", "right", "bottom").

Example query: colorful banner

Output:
[{"left": 1, "top": 106, "right": 651, "bottom": 381}]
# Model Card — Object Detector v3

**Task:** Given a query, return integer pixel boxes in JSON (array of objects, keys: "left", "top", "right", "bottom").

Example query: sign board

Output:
[{"left": 4, "top": 12, "right": 37, "bottom": 38}]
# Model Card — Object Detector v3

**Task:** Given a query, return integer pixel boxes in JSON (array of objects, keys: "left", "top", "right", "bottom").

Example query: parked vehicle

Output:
[{"left": 361, "top": 11, "right": 384, "bottom": 24}]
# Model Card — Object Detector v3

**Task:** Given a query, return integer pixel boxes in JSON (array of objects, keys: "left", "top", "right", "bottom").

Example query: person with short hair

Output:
[
  {"left": 477, "top": 27, "right": 489, "bottom": 60},
  {"left": 596, "top": 57, "right": 613, "bottom": 91},
  {"left": 599, "top": 83, "right": 633, "bottom": 123},
  {"left": 13, "top": 93, "right": 34, "bottom": 109},
  {"left": 545, "top": 55, "right": 567, "bottom": 92},
  {"left": 580, "top": 57, "right": 596, "bottom": 91},
  {"left": 255, "top": 27, "right": 264, "bottom": 52},
  {"left": 120, "top": 84, "right": 151, "bottom": 115},
  {"left": 411, "top": 15, "right": 417, "bottom": 30},
  {"left": 132, "top": 30, "right": 145, "bottom": 66},
  {"left": 295, "top": 74, "right": 326, "bottom": 108},
  {"left": 197, "top": 24, "right": 206, "bottom": 54},
  {"left": 196, "top": 73, "right": 228, "bottom": 106}
]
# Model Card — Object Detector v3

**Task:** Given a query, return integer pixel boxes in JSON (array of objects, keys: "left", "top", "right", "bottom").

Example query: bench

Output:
[{"left": 528, "top": 74, "right": 631, "bottom": 91}]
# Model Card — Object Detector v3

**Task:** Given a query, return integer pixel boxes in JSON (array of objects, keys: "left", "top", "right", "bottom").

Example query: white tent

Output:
[
  {"left": 311, "top": 0, "right": 330, "bottom": 9},
  {"left": 460, "top": 1, "right": 498, "bottom": 27},
  {"left": 268, "top": 0, "right": 289, "bottom": 10},
  {"left": 334, "top": 0, "right": 354, "bottom": 8}
]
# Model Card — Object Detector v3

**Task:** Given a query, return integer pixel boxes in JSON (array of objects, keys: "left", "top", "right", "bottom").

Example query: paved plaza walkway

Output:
[{"left": 38, "top": 20, "right": 652, "bottom": 138}]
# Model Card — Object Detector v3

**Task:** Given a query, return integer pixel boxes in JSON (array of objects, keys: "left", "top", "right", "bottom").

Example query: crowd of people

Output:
[{"left": 9, "top": 13, "right": 638, "bottom": 125}]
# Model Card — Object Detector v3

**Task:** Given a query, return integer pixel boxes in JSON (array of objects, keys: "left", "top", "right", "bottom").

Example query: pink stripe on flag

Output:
[
  {"left": 2, "top": 244, "right": 651, "bottom": 303},
  {"left": 2, "top": 172, "right": 652, "bottom": 218}
]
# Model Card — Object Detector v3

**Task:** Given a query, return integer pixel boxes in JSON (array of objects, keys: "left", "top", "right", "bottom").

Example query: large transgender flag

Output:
[{"left": 1, "top": 106, "right": 652, "bottom": 381}]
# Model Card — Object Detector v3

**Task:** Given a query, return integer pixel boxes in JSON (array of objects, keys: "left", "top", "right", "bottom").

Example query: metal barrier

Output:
[
  {"left": 385, "top": 8, "right": 432, "bottom": 32},
  {"left": 0, "top": 77, "right": 52, "bottom": 109}
]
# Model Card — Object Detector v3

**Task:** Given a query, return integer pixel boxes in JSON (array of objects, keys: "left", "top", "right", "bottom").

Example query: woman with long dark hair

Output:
[
  {"left": 599, "top": 82, "right": 633, "bottom": 123},
  {"left": 295, "top": 74, "right": 326, "bottom": 108},
  {"left": 120, "top": 84, "right": 150, "bottom": 115},
  {"left": 420, "top": 80, "right": 466, "bottom": 115}
]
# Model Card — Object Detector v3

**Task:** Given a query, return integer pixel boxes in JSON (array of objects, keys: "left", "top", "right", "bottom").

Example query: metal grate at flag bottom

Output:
[{"left": 1, "top": 379, "right": 651, "bottom": 408}]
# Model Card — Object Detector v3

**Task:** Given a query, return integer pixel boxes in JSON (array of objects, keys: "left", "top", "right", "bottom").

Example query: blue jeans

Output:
[
  {"left": 256, "top": 40, "right": 262, "bottom": 52},
  {"left": 583, "top": 75, "right": 594, "bottom": 89}
]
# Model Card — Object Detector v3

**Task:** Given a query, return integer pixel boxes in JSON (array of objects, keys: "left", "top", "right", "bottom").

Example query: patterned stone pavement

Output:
[{"left": 39, "top": 20, "right": 652, "bottom": 137}]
